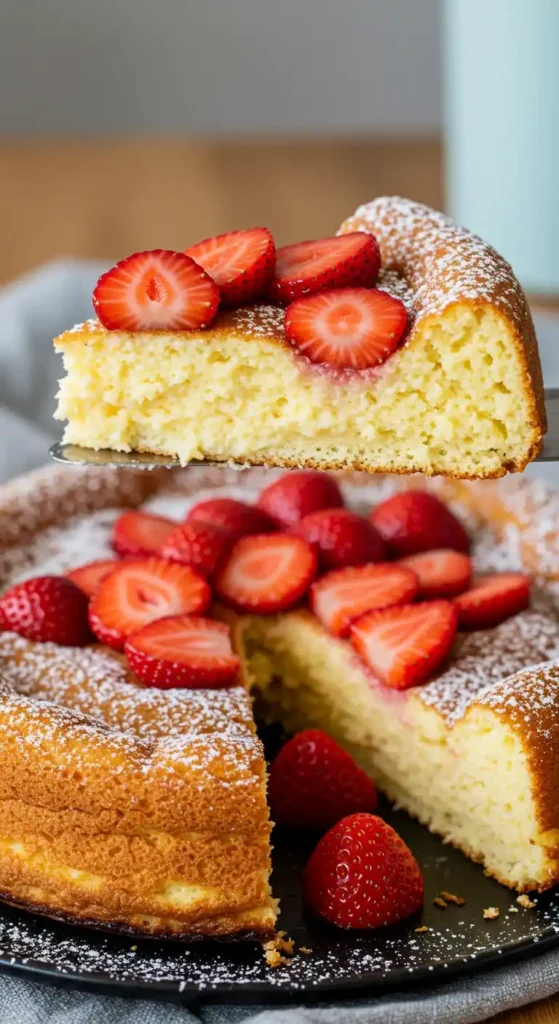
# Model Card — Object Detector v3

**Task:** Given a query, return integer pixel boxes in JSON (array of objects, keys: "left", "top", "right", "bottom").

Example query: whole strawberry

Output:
[
  {"left": 0, "top": 575, "right": 91, "bottom": 646},
  {"left": 159, "top": 520, "right": 231, "bottom": 577},
  {"left": 292, "top": 508, "right": 386, "bottom": 570},
  {"left": 186, "top": 498, "right": 274, "bottom": 540},
  {"left": 304, "top": 813, "right": 424, "bottom": 929},
  {"left": 370, "top": 491, "right": 470, "bottom": 557},
  {"left": 268, "top": 729, "right": 377, "bottom": 830},
  {"left": 257, "top": 471, "right": 344, "bottom": 529}
]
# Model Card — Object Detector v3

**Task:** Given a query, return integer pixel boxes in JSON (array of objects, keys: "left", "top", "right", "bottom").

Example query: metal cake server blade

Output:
[{"left": 49, "top": 388, "right": 559, "bottom": 470}]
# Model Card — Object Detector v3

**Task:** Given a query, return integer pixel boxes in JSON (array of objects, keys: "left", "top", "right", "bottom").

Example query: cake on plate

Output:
[
  {"left": 0, "top": 463, "right": 558, "bottom": 942},
  {"left": 54, "top": 197, "right": 545, "bottom": 479}
]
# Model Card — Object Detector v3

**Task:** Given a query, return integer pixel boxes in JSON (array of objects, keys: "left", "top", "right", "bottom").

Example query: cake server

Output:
[{"left": 49, "top": 387, "right": 559, "bottom": 470}]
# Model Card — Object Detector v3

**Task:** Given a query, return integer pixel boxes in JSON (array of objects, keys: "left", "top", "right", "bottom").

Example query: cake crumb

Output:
[
  {"left": 264, "top": 948, "right": 290, "bottom": 968},
  {"left": 299, "top": 945, "right": 312, "bottom": 954},
  {"left": 440, "top": 891, "right": 465, "bottom": 906},
  {"left": 415, "top": 925, "right": 429, "bottom": 933},
  {"left": 483, "top": 906, "right": 500, "bottom": 920},
  {"left": 517, "top": 894, "right": 537, "bottom": 909},
  {"left": 433, "top": 896, "right": 447, "bottom": 909},
  {"left": 508, "top": 906, "right": 519, "bottom": 913},
  {"left": 263, "top": 931, "right": 295, "bottom": 967}
]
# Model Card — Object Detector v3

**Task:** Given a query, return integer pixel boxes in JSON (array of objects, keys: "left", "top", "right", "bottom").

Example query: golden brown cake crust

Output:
[
  {"left": 339, "top": 197, "right": 546, "bottom": 471},
  {"left": 0, "top": 465, "right": 275, "bottom": 940}
]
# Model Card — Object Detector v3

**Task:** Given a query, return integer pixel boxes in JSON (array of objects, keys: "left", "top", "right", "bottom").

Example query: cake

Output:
[
  {"left": 0, "top": 467, "right": 275, "bottom": 940},
  {"left": 53, "top": 197, "right": 546, "bottom": 480},
  {"left": 0, "top": 463, "right": 559, "bottom": 943}
]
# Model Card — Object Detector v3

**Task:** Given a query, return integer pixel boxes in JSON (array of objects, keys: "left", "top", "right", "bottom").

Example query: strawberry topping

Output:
[
  {"left": 285, "top": 287, "right": 406, "bottom": 370},
  {"left": 66, "top": 559, "right": 120, "bottom": 598},
  {"left": 454, "top": 572, "right": 531, "bottom": 630},
  {"left": 214, "top": 533, "right": 317, "bottom": 614},
  {"left": 0, "top": 576, "right": 91, "bottom": 646},
  {"left": 112, "top": 510, "right": 177, "bottom": 559},
  {"left": 304, "top": 812, "right": 424, "bottom": 929},
  {"left": 292, "top": 508, "right": 386, "bottom": 570},
  {"left": 371, "top": 491, "right": 471, "bottom": 557},
  {"left": 268, "top": 729, "right": 377, "bottom": 830},
  {"left": 125, "top": 615, "right": 240, "bottom": 690},
  {"left": 270, "top": 233, "right": 381, "bottom": 304},
  {"left": 311, "top": 564, "right": 419, "bottom": 638},
  {"left": 92, "top": 249, "right": 220, "bottom": 332},
  {"left": 185, "top": 227, "right": 275, "bottom": 305},
  {"left": 350, "top": 600, "right": 458, "bottom": 689},
  {"left": 159, "top": 520, "right": 231, "bottom": 578},
  {"left": 257, "top": 470, "right": 344, "bottom": 528},
  {"left": 186, "top": 498, "right": 274, "bottom": 539},
  {"left": 89, "top": 557, "right": 210, "bottom": 650},
  {"left": 399, "top": 549, "right": 472, "bottom": 599}
]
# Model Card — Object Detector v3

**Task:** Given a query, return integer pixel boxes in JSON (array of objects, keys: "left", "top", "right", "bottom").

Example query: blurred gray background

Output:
[{"left": 0, "top": 0, "right": 440, "bottom": 136}]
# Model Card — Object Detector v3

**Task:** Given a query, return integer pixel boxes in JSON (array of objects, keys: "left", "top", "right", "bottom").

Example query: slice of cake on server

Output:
[{"left": 54, "top": 197, "right": 545, "bottom": 479}]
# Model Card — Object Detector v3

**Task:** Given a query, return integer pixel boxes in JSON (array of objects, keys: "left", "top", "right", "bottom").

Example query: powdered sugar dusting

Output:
[
  {"left": 340, "top": 196, "right": 531, "bottom": 325},
  {"left": 419, "top": 612, "right": 559, "bottom": 724}
]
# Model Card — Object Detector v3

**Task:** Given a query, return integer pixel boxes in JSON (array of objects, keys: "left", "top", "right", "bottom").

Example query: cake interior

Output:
[
  {"left": 234, "top": 609, "right": 559, "bottom": 892},
  {"left": 55, "top": 299, "right": 539, "bottom": 478}
]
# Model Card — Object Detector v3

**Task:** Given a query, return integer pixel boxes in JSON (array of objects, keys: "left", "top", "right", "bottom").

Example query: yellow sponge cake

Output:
[{"left": 54, "top": 197, "right": 546, "bottom": 479}]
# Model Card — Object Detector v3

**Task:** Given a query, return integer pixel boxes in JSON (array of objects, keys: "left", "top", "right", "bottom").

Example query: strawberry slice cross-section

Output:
[
  {"left": 93, "top": 249, "right": 220, "bottom": 332},
  {"left": 125, "top": 615, "right": 240, "bottom": 690},
  {"left": 453, "top": 572, "right": 531, "bottom": 630},
  {"left": 112, "top": 510, "right": 178, "bottom": 559},
  {"left": 270, "top": 232, "right": 381, "bottom": 304},
  {"left": 310, "top": 563, "right": 419, "bottom": 638},
  {"left": 214, "top": 533, "right": 317, "bottom": 614},
  {"left": 185, "top": 227, "right": 276, "bottom": 305},
  {"left": 66, "top": 559, "right": 120, "bottom": 598},
  {"left": 285, "top": 287, "right": 407, "bottom": 370},
  {"left": 89, "top": 557, "right": 211, "bottom": 650},
  {"left": 350, "top": 600, "right": 458, "bottom": 690}
]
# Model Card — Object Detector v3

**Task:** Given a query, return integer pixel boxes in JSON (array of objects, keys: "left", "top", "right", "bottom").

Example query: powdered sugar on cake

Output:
[
  {"left": 1, "top": 463, "right": 558, "bottom": 755},
  {"left": 419, "top": 612, "right": 559, "bottom": 725},
  {"left": 340, "top": 196, "right": 528, "bottom": 324}
]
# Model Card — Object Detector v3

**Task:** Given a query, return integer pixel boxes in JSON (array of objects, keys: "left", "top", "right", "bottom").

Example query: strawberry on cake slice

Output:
[{"left": 54, "top": 197, "right": 545, "bottom": 479}]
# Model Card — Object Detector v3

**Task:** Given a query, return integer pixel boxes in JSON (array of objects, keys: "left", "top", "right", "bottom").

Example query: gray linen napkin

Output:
[{"left": 1, "top": 261, "right": 559, "bottom": 1023}]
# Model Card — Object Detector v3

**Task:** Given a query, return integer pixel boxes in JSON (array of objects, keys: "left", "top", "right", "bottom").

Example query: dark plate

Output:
[{"left": 0, "top": 801, "right": 558, "bottom": 1005}]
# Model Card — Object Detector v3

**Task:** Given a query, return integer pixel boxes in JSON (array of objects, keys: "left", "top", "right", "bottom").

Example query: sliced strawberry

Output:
[
  {"left": 89, "top": 557, "right": 210, "bottom": 650},
  {"left": 268, "top": 729, "right": 377, "bottom": 830},
  {"left": 186, "top": 498, "right": 274, "bottom": 540},
  {"left": 292, "top": 508, "right": 386, "bottom": 570},
  {"left": 310, "top": 564, "right": 419, "bottom": 638},
  {"left": 185, "top": 227, "right": 275, "bottom": 305},
  {"left": 257, "top": 470, "right": 344, "bottom": 529},
  {"left": 159, "top": 521, "right": 231, "bottom": 578},
  {"left": 454, "top": 573, "right": 531, "bottom": 630},
  {"left": 285, "top": 287, "right": 406, "bottom": 370},
  {"left": 398, "top": 549, "right": 472, "bottom": 599},
  {"left": 304, "top": 812, "right": 424, "bottom": 929},
  {"left": 66, "top": 559, "right": 120, "bottom": 598},
  {"left": 269, "top": 233, "right": 381, "bottom": 304},
  {"left": 92, "top": 249, "right": 220, "bottom": 332},
  {"left": 371, "top": 491, "right": 471, "bottom": 557},
  {"left": 0, "top": 576, "right": 91, "bottom": 646},
  {"left": 112, "top": 510, "right": 177, "bottom": 559},
  {"left": 125, "top": 615, "right": 240, "bottom": 690},
  {"left": 214, "top": 534, "right": 317, "bottom": 614},
  {"left": 350, "top": 600, "right": 457, "bottom": 689}
]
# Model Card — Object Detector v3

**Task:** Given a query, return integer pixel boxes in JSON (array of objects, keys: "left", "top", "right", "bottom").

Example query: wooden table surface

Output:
[{"left": 0, "top": 136, "right": 558, "bottom": 1023}]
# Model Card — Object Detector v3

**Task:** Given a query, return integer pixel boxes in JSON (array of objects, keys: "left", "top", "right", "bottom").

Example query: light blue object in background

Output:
[{"left": 443, "top": 0, "right": 559, "bottom": 294}]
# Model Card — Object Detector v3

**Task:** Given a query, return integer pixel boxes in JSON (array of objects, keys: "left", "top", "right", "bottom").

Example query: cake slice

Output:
[
  {"left": 231, "top": 608, "right": 559, "bottom": 892},
  {"left": 54, "top": 197, "right": 546, "bottom": 480}
]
